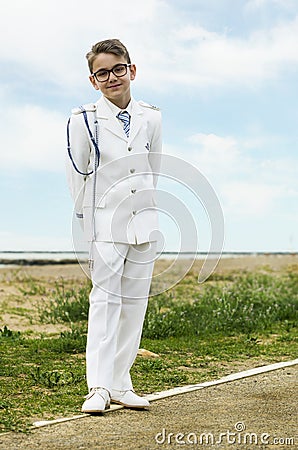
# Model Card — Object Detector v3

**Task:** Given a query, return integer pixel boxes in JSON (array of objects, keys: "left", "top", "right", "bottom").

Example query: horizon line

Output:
[{"left": 0, "top": 250, "right": 297, "bottom": 255}]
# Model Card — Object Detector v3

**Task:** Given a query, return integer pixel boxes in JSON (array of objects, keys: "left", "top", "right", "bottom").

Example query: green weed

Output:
[
  {"left": 39, "top": 280, "right": 91, "bottom": 324},
  {"left": 38, "top": 272, "right": 298, "bottom": 340},
  {"left": 143, "top": 272, "right": 298, "bottom": 338},
  {"left": 0, "top": 269, "right": 297, "bottom": 432},
  {"left": 0, "top": 325, "right": 21, "bottom": 340}
]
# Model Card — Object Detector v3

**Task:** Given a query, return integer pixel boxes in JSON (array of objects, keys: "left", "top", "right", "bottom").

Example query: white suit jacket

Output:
[{"left": 66, "top": 96, "right": 162, "bottom": 244}]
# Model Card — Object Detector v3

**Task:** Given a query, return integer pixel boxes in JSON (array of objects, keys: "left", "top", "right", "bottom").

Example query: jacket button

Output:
[
  {"left": 131, "top": 189, "right": 136, "bottom": 194},
  {"left": 128, "top": 146, "right": 132, "bottom": 151},
  {"left": 130, "top": 168, "right": 135, "bottom": 173}
]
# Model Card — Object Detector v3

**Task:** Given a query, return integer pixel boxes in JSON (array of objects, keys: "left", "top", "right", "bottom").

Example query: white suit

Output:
[
  {"left": 66, "top": 96, "right": 162, "bottom": 391},
  {"left": 67, "top": 96, "right": 162, "bottom": 244}
]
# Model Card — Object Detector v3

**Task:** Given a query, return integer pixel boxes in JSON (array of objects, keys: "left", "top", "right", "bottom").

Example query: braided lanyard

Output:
[{"left": 67, "top": 107, "right": 100, "bottom": 175}]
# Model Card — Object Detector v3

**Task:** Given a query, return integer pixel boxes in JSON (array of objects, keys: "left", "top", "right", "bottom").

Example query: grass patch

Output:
[
  {"left": 0, "top": 266, "right": 297, "bottom": 432},
  {"left": 39, "top": 280, "right": 90, "bottom": 324},
  {"left": 144, "top": 271, "right": 297, "bottom": 338}
]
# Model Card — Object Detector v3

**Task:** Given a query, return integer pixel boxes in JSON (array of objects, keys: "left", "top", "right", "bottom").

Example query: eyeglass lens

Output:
[{"left": 94, "top": 64, "right": 128, "bottom": 82}]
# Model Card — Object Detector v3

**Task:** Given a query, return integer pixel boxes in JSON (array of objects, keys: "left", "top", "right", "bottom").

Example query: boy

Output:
[{"left": 66, "top": 39, "right": 162, "bottom": 413}]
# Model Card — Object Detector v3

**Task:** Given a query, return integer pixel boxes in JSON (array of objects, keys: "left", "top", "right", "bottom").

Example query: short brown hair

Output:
[{"left": 86, "top": 39, "right": 131, "bottom": 73}]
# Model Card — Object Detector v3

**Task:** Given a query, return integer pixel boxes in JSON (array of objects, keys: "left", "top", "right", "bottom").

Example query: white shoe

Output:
[
  {"left": 111, "top": 389, "right": 150, "bottom": 408},
  {"left": 82, "top": 387, "right": 110, "bottom": 413}
]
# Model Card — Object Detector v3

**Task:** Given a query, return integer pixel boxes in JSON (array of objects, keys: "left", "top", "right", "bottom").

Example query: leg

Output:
[
  {"left": 112, "top": 241, "right": 157, "bottom": 391},
  {"left": 86, "top": 241, "right": 127, "bottom": 392}
]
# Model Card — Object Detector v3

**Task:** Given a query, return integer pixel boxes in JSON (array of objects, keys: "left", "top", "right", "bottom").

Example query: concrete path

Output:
[{"left": 0, "top": 364, "right": 297, "bottom": 450}]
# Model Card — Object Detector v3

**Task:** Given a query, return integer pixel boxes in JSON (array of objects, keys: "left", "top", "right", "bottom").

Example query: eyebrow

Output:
[{"left": 93, "top": 62, "right": 127, "bottom": 72}]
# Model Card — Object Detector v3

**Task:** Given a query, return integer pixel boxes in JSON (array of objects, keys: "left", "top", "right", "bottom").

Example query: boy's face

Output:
[{"left": 89, "top": 52, "right": 136, "bottom": 109}]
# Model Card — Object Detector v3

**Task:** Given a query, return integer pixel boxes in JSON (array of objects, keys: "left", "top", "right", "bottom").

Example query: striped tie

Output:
[{"left": 117, "top": 111, "right": 130, "bottom": 137}]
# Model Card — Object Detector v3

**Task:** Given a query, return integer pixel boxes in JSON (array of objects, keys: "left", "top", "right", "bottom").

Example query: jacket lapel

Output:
[
  {"left": 95, "top": 97, "right": 127, "bottom": 142},
  {"left": 129, "top": 99, "right": 144, "bottom": 143}
]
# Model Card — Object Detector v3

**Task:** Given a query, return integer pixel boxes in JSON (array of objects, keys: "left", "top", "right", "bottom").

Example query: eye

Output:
[
  {"left": 114, "top": 65, "right": 126, "bottom": 75},
  {"left": 96, "top": 70, "right": 108, "bottom": 78}
]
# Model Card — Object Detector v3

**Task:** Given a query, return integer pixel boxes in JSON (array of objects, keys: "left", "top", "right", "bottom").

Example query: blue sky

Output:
[{"left": 0, "top": 0, "right": 297, "bottom": 252}]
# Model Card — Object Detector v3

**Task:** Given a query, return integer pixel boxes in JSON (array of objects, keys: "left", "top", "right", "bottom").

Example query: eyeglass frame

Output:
[{"left": 91, "top": 63, "right": 132, "bottom": 83}]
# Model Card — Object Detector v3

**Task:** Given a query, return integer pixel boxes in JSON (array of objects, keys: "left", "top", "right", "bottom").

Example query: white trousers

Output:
[{"left": 86, "top": 241, "right": 156, "bottom": 392}]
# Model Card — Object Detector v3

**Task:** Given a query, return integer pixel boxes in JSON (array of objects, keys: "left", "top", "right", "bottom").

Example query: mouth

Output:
[{"left": 108, "top": 84, "right": 121, "bottom": 89}]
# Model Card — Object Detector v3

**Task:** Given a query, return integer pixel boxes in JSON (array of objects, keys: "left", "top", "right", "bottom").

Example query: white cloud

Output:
[
  {"left": 168, "top": 17, "right": 298, "bottom": 88},
  {"left": 0, "top": 0, "right": 169, "bottom": 91},
  {"left": 0, "top": 104, "right": 66, "bottom": 172},
  {"left": 245, "top": 0, "right": 298, "bottom": 12},
  {"left": 173, "top": 131, "right": 298, "bottom": 217},
  {"left": 187, "top": 131, "right": 298, "bottom": 185},
  {"left": 221, "top": 181, "right": 282, "bottom": 216},
  {"left": 1, "top": 0, "right": 298, "bottom": 92},
  {"left": 187, "top": 133, "right": 242, "bottom": 173}
]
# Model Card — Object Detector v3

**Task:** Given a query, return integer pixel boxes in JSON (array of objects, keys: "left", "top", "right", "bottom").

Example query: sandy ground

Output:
[
  {"left": 1, "top": 254, "right": 298, "bottom": 335},
  {"left": 0, "top": 255, "right": 297, "bottom": 449},
  {"left": 0, "top": 365, "right": 297, "bottom": 450}
]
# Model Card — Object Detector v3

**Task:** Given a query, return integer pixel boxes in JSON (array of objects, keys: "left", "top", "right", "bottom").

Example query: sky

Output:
[{"left": 0, "top": 0, "right": 298, "bottom": 253}]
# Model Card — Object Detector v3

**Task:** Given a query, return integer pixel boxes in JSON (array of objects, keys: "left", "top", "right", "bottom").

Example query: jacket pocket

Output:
[{"left": 83, "top": 193, "right": 106, "bottom": 208}]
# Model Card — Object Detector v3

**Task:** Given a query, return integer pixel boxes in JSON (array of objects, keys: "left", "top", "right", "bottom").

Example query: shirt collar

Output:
[{"left": 103, "top": 96, "right": 132, "bottom": 116}]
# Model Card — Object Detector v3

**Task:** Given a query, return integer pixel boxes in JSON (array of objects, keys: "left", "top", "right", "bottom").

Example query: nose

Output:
[{"left": 108, "top": 70, "right": 118, "bottom": 82}]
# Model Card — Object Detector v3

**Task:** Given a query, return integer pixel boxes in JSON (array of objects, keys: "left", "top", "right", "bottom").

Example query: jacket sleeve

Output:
[
  {"left": 65, "top": 112, "right": 91, "bottom": 218},
  {"left": 148, "top": 110, "right": 162, "bottom": 188}
]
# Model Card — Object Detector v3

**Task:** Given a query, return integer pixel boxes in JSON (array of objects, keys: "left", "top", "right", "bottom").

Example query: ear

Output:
[
  {"left": 130, "top": 64, "right": 136, "bottom": 81},
  {"left": 89, "top": 75, "right": 100, "bottom": 90}
]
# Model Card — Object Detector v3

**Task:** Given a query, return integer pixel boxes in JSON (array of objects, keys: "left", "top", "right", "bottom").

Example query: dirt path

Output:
[{"left": 0, "top": 365, "right": 297, "bottom": 450}]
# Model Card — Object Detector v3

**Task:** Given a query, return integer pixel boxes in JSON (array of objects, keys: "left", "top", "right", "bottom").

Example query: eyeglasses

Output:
[{"left": 92, "top": 63, "right": 131, "bottom": 82}]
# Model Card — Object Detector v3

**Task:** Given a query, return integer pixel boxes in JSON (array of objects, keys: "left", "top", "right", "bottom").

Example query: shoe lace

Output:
[{"left": 85, "top": 387, "right": 109, "bottom": 400}]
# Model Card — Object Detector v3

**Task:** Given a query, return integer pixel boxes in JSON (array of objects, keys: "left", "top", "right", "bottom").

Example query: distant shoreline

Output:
[{"left": 0, "top": 251, "right": 297, "bottom": 266}]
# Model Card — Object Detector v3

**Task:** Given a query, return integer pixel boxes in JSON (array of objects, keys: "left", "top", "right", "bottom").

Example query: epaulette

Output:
[
  {"left": 138, "top": 100, "right": 160, "bottom": 111},
  {"left": 71, "top": 103, "right": 97, "bottom": 115}
]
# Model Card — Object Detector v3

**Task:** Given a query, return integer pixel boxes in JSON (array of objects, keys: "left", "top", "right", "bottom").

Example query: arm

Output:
[
  {"left": 148, "top": 110, "right": 162, "bottom": 188},
  {"left": 65, "top": 112, "right": 91, "bottom": 218}
]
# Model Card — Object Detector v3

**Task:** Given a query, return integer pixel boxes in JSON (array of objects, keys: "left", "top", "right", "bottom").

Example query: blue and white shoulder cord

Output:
[{"left": 67, "top": 107, "right": 100, "bottom": 271}]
